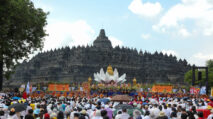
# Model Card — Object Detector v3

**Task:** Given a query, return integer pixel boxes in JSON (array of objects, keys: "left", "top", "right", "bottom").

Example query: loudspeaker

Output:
[{"left": 198, "top": 71, "right": 202, "bottom": 81}]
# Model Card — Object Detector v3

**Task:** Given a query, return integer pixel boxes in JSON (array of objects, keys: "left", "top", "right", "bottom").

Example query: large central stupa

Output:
[{"left": 8, "top": 29, "right": 191, "bottom": 86}]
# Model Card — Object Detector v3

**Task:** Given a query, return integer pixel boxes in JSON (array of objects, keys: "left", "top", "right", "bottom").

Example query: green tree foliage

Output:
[
  {"left": 184, "top": 59, "right": 213, "bottom": 87},
  {"left": 0, "top": 0, "right": 48, "bottom": 90},
  {"left": 206, "top": 60, "right": 213, "bottom": 69}
]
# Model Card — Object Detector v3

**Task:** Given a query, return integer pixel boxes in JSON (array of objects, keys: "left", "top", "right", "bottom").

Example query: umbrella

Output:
[
  {"left": 98, "top": 98, "right": 110, "bottom": 104},
  {"left": 115, "top": 104, "right": 133, "bottom": 109},
  {"left": 8, "top": 103, "right": 27, "bottom": 112},
  {"left": 12, "top": 97, "right": 21, "bottom": 100},
  {"left": 111, "top": 95, "right": 131, "bottom": 102}
]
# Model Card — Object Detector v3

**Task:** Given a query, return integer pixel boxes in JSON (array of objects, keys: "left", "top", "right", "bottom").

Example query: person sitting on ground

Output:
[
  {"left": 0, "top": 110, "right": 6, "bottom": 119},
  {"left": 8, "top": 108, "right": 19, "bottom": 119},
  {"left": 25, "top": 109, "right": 34, "bottom": 119},
  {"left": 101, "top": 110, "right": 108, "bottom": 118},
  {"left": 181, "top": 113, "right": 188, "bottom": 119},
  {"left": 74, "top": 113, "right": 80, "bottom": 119},
  {"left": 197, "top": 111, "right": 204, "bottom": 119},
  {"left": 156, "top": 111, "right": 168, "bottom": 119},
  {"left": 133, "top": 110, "right": 142, "bottom": 119},
  {"left": 115, "top": 111, "right": 122, "bottom": 119},
  {"left": 92, "top": 110, "right": 102, "bottom": 119},
  {"left": 143, "top": 110, "right": 150, "bottom": 119},
  {"left": 57, "top": 111, "right": 64, "bottom": 119},
  {"left": 119, "top": 108, "right": 130, "bottom": 119}
]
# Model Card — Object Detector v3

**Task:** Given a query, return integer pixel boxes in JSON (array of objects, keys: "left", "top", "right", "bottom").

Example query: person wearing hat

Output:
[
  {"left": 81, "top": 110, "right": 89, "bottom": 119},
  {"left": 133, "top": 109, "right": 142, "bottom": 119},
  {"left": 150, "top": 104, "right": 160, "bottom": 119},
  {"left": 156, "top": 111, "right": 168, "bottom": 119},
  {"left": 50, "top": 112, "right": 57, "bottom": 119}
]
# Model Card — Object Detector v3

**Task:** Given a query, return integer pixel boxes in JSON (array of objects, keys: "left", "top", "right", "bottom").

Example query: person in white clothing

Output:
[
  {"left": 150, "top": 104, "right": 160, "bottom": 118},
  {"left": 207, "top": 109, "right": 213, "bottom": 119},
  {"left": 119, "top": 108, "right": 130, "bottom": 119},
  {"left": 143, "top": 111, "right": 150, "bottom": 119},
  {"left": 92, "top": 110, "right": 103, "bottom": 119},
  {"left": 115, "top": 111, "right": 122, "bottom": 119}
]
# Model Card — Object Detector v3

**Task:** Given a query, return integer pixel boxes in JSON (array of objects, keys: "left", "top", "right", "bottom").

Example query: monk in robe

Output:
[{"left": 100, "top": 93, "right": 104, "bottom": 98}]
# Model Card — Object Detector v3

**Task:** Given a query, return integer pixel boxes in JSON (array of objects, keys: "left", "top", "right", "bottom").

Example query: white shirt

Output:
[
  {"left": 92, "top": 116, "right": 103, "bottom": 119},
  {"left": 115, "top": 114, "right": 121, "bottom": 119},
  {"left": 143, "top": 115, "right": 150, "bottom": 119},
  {"left": 70, "top": 111, "right": 78, "bottom": 119},
  {"left": 7, "top": 114, "right": 19, "bottom": 119},
  {"left": 208, "top": 114, "right": 213, "bottom": 119},
  {"left": 119, "top": 112, "right": 130, "bottom": 119},
  {"left": 150, "top": 107, "right": 160, "bottom": 118},
  {"left": 163, "top": 109, "right": 171, "bottom": 117}
]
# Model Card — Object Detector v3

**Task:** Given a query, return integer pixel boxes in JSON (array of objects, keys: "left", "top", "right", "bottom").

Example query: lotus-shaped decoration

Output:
[{"left": 94, "top": 65, "right": 127, "bottom": 84}]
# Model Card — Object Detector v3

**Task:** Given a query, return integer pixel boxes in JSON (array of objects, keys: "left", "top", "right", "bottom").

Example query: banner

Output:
[
  {"left": 48, "top": 84, "right": 69, "bottom": 91},
  {"left": 82, "top": 82, "right": 90, "bottom": 92},
  {"left": 152, "top": 85, "right": 173, "bottom": 93},
  {"left": 211, "top": 87, "right": 213, "bottom": 97},
  {"left": 190, "top": 87, "right": 200, "bottom": 94}
]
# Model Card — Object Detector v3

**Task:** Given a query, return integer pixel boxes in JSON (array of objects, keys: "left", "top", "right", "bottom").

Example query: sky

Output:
[{"left": 31, "top": 0, "right": 213, "bottom": 66}]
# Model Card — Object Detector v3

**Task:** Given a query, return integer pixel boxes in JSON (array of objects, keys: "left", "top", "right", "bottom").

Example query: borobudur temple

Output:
[{"left": 8, "top": 29, "right": 191, "bottom": 86}]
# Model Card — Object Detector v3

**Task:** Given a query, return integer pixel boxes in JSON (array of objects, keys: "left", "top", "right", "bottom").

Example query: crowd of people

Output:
[{"left": 0, "top": 92, "right": 213, "bottom": 119}]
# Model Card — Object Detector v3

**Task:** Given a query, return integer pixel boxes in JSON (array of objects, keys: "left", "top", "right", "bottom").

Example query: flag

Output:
[
  {"left": 200, "top": 86, "right": 206, "bottom": 95},
  {"left": 30, "top": 85, "right": 32, "bottom": 93},
  {"left": 26, "top": 81, "right": 30, "bottom": 94}
]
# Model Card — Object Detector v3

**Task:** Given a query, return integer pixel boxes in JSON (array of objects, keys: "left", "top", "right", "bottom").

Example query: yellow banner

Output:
[
  {"left": 211, "top": 87, "right": 213, "bottom": 97},
  {"left": 152, "top": 85, "right": 173, "bottom": 93},
  {"left": 48, "top": 84, "right": 69, "bottom": 91}
]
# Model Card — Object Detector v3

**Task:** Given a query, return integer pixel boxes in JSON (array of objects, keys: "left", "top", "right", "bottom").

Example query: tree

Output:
[
  {"left": 206, "top": 59, "right": 213, "bottom": 69},
  {"left": 184, "top": 59, "right": 213, "bottom": 87},
  {"left": 0, "top": 0, "right": 48, "bottom": 90}
]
